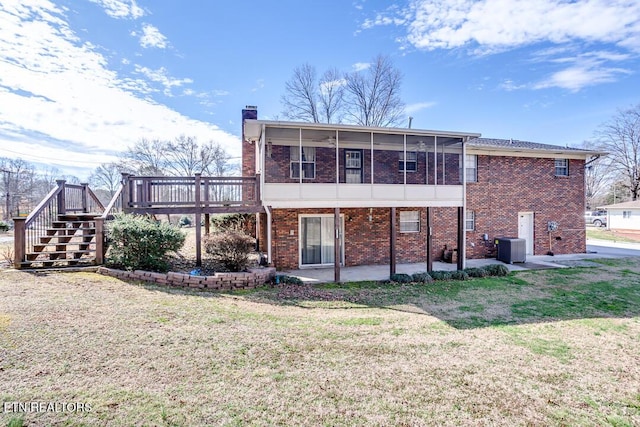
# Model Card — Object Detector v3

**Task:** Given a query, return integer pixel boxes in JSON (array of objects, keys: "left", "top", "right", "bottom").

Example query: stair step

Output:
[
  {"left": 52, "top": 221, "right": 96, "bottom": 227},
  {"left": 40, "top": 234, "right": 96, "bottom": 243},
  {"left": 46, "top": 228, "right": 95, "bottom": 236},
  {"left": 33, "top": 242, "right": 96, "bottom": 251},
  {"left": 26, "top": 250, "right": 95, "bottom": 261},
  {"left": 19, "top": 259, "right": 97, "bottom": 269}
]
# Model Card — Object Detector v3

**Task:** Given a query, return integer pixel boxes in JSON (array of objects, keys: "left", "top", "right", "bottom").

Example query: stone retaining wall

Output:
[{"left": 97, "top": 267, "right": 276, "bottom": 291}]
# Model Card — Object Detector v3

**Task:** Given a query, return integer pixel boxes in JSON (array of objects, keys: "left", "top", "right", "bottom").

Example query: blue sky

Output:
[{"left": 1, "top": 0, "right": 639, "bottom": 180}]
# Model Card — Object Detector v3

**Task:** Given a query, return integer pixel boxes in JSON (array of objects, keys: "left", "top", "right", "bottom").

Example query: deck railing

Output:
[
  {"left": 123, "top": 174, "right": 260, "bottom": 213},
  {"left": 13, "top": 180, "right": 105, "bottom": 268}
]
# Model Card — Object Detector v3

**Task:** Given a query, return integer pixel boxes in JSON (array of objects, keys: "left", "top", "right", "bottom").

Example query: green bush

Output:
[
  {"left": 464, "top": 267, "right": 489, "bottom": 278},
  {"left": 485, "top": 264, "right": 510, "bottom": 277},
  {"left": 450, "top": 270, "right": 470, "bottom": 281},
  {"left": 411, "top": 272, "right": 434, "bottom": 283},
  {"left": 106, "top": 214, "right": 185, "bottom": 272},
  {"left": 203, "top": 230, "right": 255, "bottom": 272},
  {"left": 428, "top": 270, "right": 452, "bottom": 281},
  {"left": 0, "top": 221, "right": 9, "bottom": 232},
  {"left": 275, "top": 275, "right": 303, "bottom": 285},
  {"left": 390, "top": 273, "right": 412, "bottom": 283}
]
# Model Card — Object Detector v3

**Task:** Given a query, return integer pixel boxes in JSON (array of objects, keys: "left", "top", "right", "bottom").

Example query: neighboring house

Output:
[
  {"left": 241, "top": 107, "right": 603, "bottom": 273},
  {"left": 597, "top": 200, "right": 640, "bottom": 231}
]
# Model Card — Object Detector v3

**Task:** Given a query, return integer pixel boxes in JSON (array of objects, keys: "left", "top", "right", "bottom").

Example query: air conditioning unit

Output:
[{"left": 495, "top": 237, "right": 526, "bottom": 264}]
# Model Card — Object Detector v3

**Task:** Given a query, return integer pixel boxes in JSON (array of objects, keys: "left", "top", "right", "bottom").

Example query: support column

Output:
[
  {"left": 95, "top": 217, "right": 104, "bottom": 265},
  {"left": 390, "top": 207, "right": 396, "bottom": 276},
  {"left": 334, "top": 207, "right": 340, "bottom": 283},
  {"left": 204, "top": 214, "right": 210, "bottom": 236},
  {"left": 457, "top": 206, "right": 464, "bottom": 271},
  {"left": 13, "top": 217, "right": 25, "bottom": 269},
  {"left": 426, "top": 207, "right": 433, "bottom": 272},
  {"left": 195, "top": 173, "right": 202, "bottom": 267}
]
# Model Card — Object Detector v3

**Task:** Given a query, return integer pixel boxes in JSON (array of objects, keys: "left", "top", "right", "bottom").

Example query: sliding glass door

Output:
[{"left": 300, "top": 215, "right": 344, "bottom": 266}]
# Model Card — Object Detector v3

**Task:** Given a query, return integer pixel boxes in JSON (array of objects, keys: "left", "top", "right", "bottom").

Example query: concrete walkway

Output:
[{"left": 280, "top": 248, "right": 632, "bottom": 284}]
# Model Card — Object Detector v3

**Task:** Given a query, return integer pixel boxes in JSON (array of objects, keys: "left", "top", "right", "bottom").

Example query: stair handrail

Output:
[
  {"left": 99, "top": 182, "right": 124, "bottom": 220},
  {"left": 86, "top": 186, "right": 106, "bottom": 212},
  {"left": 22, "top": 181, "right": 65, "bottom": 229}
]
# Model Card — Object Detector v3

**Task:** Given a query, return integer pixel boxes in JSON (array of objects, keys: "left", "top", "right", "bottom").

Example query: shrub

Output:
[
  {"left": 210, "top": 213, "right": 255, "bottom": 232},
  {"left": 106, "top": 214, "right": 185, "bottom": 272},
  {"left": 411, "top": 272, "right": 434, "bottom": 283},
  {"left": 485, "top": 264, "right": 510, "bottom": 277},
  {"left": 203, "top": 230, "right": 256, "bottom": 272},
  {"left": 178, "top": 215, "right": 192, "bottom": 227},
  {"left": 450, "top": 270, "right": 470, "bottom": 281},
  {"left": 390, "top": 273, "right": 412, "bottom": 283},
  {"left": 464, "top": 267, "right": 489, "bottom": 278},
  {"left": 275, "top": 275, "right": 303, "bottom": 285},
  {"left": 428, "top": 270, "right": 452, "bottom": 281},
  {"left": 0, "top": 220, "right": 10, "bottom": 232}
]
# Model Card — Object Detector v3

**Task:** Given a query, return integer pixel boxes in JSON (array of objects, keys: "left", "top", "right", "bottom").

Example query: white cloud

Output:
[
  {"left": 352, "top": 62, "right": 371, "bottom": 71},
  {"left": 90, "top": 0, "right": 144, "bottom": 19},
  {"left": 138, "top": 23, "right": 167, "bottom": 49},
  {"left": 405, "top": 101, "right": 436, "bottom": 114},
  {"left": 0, "top": 1, "right": 240, "bottom": 178},
  {"left": 134, "top": 65, "right": 193, "bottom": 96},
  {"left": 365, "top": 0, "right": 640, "bottom": 91},
  {"left": 387, "top": 0, "right": 640, "bottom": 53}
]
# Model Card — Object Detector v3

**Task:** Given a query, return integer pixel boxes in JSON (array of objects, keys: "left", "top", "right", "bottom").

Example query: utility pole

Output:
[{"left": 1, "top": 169, "right": 10, "bottom": 221}]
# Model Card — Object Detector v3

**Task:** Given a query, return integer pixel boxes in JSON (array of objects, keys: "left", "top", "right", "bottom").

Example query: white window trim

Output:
[
  {"left": 555, "top": 158, "right": 569, "bottom": 176},
  {"left": 399, "top": 151, "right": 417, "bottom": 173},
  {"left": 465, "top": 154, "right": 477, "bottom": 183},
  {"left": 290, "top": 146, "right": 316, "bottom": 179},
  {"left": 465, "top": 210, "right": 475, "bottom": 231},
  {"left": 399, "top": 210, "right": 420, "bottom": 233}
]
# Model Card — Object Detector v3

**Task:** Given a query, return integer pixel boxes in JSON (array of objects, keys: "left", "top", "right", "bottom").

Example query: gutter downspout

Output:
[{"left": 265, "top": 205, "right": 273, "bottom": 264}]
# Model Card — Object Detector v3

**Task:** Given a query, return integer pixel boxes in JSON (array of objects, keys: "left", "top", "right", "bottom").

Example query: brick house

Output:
[{"left": 241, "top": 107, "right": 603, "bottom": 276}]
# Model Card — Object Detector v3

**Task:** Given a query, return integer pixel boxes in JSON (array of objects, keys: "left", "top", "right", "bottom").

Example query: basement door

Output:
[
  {"left": 299, "top": 215, "right": 344, "bottom": 267},
  {"left": 518, "top": 212, "right": 534, "bottom": 255}
]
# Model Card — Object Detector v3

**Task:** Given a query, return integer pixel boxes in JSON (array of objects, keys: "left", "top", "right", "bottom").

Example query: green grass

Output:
[
  {"left": 2, "top": 258, "right": 640, "bottom": 426},
  {"left": 587, "top": 228, "right": 640, "bottom": 243}
]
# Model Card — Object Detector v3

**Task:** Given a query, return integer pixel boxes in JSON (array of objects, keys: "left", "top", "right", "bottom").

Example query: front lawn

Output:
[{"left": 1, "top": 259, "right": 639, "bottom": 426}]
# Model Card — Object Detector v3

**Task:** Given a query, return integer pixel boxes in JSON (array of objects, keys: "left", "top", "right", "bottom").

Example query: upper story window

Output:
[
  {"left": 291, "top": 147, "right": 316, "bottom": 179},
  {"left": 623, "top": 210, "right": 632, "bottom": 219},
  {"left": 399, "top": 151, "right": 417, "bottom": 172},
  {"left": 399, "top": 210, "right": 420, "bottom": 233},
  {"left": 555, "top": 158, "right": 569, "bottom": 176},
  {"left": 463, "top": 154, "right": 477, "bottom": 182}
]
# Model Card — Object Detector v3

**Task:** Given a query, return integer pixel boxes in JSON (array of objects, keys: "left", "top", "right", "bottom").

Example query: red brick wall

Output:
[
  {"left": 465, "top": 155, "right": 586, "bottom": 258},
  {"left": 264, "top": 147, "right": 462, "bottom": 185},
  {"left": 270, "top": 207, "right": 460, "bottom": 270}
]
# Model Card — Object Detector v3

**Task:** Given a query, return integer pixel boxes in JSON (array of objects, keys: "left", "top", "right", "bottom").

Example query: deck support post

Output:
[
  {"left": 390, "top": 207, "right": 396, "bottom": 277},
  {"left": 426, "top": 207, "right": 433, "bottom": 272},
  {"left": 334, "top": 207, "right": 340, "bottom": 283},
  {"left": 195, "top": 173, "right": 202, "bottom": 267},
  {"left": 95, "top": 217, "right": 104, "bottom": 265},
  {"left": 13, "top": 217, "right": 25, "bottom": 269},
  {"left": 457, "top": 206, "right": 464, "bottom": 270}
]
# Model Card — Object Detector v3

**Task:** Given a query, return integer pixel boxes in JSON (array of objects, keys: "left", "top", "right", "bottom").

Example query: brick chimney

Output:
[{"left": 242, "top": 105, "right": 257, "bottom": 176}]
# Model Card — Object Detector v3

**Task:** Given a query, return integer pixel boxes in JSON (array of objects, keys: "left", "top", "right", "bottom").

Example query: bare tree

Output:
[
  {"left": 595, "top": 104, "right": 640, "bottom": 200},
  {"left": 122, "top": 138, "right": 167, "bottom": 175},
  {"left": 318, "top": 67, "right": 345, "bottom": 124},
  {"left": 165, "top": 135, "right": 204, "bottom": 176},
  {"left": 201, "top": 141, "right": 233, "bottom": 176},
  {"left": 580, "top": 141, "right": 614, "bottom": 209},
  {"left": 281, "top": 63, "right": 320, "bottom": 123},
  {"left": 89, "top": 163, "right": 122, "bottom": 197},
  {"left": 343, "top": 54, "right": 405, "bottom": 127},
  {"left": 0, "top": 157, "right": 37, "bottom": 219}
]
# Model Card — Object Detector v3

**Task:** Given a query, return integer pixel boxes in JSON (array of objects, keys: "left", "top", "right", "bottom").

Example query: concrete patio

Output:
[{"left": 279, "top": 250, "right": 624, "bottom": 284}]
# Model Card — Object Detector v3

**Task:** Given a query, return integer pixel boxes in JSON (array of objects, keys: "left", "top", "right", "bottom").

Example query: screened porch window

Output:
[{"left": 291, "top": 147, "right": 316, "bottom": 179}]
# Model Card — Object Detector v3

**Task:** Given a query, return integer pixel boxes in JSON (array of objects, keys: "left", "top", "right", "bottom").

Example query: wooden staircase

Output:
[{"left": 21, "top": 213, "right": 100, "bottom": 268}]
